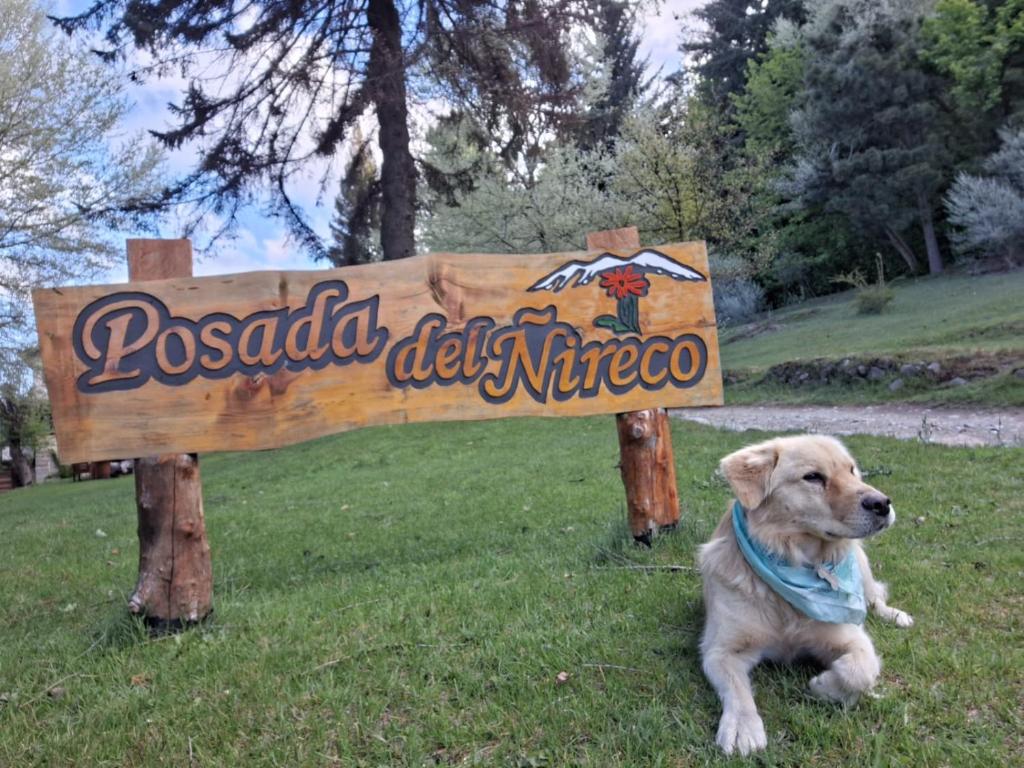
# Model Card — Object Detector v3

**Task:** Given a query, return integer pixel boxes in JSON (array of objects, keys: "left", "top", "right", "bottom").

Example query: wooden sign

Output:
[{"left": 33, "top": 243, "right": 723, "bottom": 462}]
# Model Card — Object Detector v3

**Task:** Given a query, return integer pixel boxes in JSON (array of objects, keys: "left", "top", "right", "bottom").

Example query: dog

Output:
[{"left": 699, "top": 435, "right": 913, "bottom": 755}]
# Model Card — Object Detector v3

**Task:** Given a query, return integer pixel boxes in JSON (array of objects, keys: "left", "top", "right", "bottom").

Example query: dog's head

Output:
[{"left": 719, "top": 435, "right": 894, "bottom": 540}]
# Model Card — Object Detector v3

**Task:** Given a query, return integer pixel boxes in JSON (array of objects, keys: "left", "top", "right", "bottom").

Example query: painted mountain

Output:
[{"left": 528, "top": 248, "right": 706, "bottom": 292}]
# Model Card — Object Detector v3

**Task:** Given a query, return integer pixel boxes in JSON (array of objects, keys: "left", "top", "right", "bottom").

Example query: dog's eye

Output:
[{"left": 803, "top": 472, "right": 826, "bottom": 485}]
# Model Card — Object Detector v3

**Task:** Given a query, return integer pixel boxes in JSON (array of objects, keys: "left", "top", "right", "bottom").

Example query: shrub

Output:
[
  {"left": 945, "top": 127, "right": 1024, "bottom": 266},
  {"left": 833, "top": 254, "right": 894, "bottom": 315},
  {"left": 710, "top": 253, "right": 765, "bottom": 326},
  {"left": 855, "top": 285, "right": 895, "bottom": 315}
]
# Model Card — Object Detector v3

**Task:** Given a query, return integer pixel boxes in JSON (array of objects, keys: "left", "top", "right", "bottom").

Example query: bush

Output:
[
  {"left": 833, "top": 254, "right": 894, "bottom": 315},
  {"left": 945, "top": 127, "right": 1024, "bottom": 266},
  {"left": 855, "top": 285, "right": 895, "bottom": 315},
  {"left": 710, "top": 253, "right": 765, "bottom": 326},
  {"left": 714, "top": 276, "right": 765, "bottom": 326}
]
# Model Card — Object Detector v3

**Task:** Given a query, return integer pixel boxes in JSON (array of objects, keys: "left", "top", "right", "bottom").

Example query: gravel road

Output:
[{"left": 671, "top": 404, "right": 1024, "bottom": 447}]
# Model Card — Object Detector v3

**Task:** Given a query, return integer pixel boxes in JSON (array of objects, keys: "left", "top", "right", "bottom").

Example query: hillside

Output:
[{"left": 719, "top": 269, "right": 1024, "bottom": 406}]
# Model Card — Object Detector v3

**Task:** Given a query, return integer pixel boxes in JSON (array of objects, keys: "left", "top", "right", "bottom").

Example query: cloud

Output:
[{"left": 639, "top": 0, "right": 707, "bottom": 73}]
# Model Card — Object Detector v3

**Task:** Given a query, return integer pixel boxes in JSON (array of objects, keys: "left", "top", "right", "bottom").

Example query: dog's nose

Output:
[{"left": 861, "top": 493, "right": 891, "bottom": 516}]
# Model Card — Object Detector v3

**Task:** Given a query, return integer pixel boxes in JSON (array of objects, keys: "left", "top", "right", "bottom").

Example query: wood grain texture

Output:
[
  {"left": 616, "top": 409, "right": 681, "bottom": 540},
  {"left": 585, "top": 227, "right": 641, "bottom": 252},
  {"left": 34, "top": 243, "right": 723, "bottom": 462},
  {"left": 588, "top": 228, "right": 681, "bottom": 542},
  {"left": 129, "top": 454, "right": 212, "bottom": 625},
  {"left": 126, "top": 239, "right": 212, "bottom": 627}
]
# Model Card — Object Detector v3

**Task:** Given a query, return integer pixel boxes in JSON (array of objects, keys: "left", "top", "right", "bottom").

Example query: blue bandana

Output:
[{"left": 731, "top": 501, "right": 866, "bottom": 625}]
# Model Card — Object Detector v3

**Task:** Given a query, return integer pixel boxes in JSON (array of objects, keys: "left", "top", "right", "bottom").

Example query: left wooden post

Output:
[{"left": 125, "top": 239, "right": 212, "bottom": 629}]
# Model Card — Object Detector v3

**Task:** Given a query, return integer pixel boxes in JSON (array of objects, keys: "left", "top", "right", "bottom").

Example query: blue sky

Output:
[{"left": 91, "top": 0, "right": 705, "bottom": 282}]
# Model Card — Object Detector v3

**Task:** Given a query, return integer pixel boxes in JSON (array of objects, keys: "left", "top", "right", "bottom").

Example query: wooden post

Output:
[
  {"left": 586, "top": 228, "right": 681, "bottom": 545},
  {"left": 89, "top": 461, "right": 112, "bottom": 480},
  {"left": 125, "top": 239, "right": 213, "bottom": 629}
]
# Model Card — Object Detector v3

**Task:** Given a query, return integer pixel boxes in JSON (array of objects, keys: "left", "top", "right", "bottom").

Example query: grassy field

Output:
[
  {"left": 720, "top": 269, "right": 1024, "bottom": 406},
  {"left": 1, "top": 417, "right": 1021, "bottom": 766}
]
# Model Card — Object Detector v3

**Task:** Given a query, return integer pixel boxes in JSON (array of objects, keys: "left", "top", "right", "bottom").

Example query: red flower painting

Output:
[
  {"left": 599, "top": 265, "right": 650, "bottom": 299},
  {"left": 527, "top": 248, "right": 708, "bottom": 337}
]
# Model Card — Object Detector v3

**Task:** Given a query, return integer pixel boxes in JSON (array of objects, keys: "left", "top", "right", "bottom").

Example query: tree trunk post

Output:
[
  {"left": 586, "top": 228, "right": 681, "bottom": 545},
  {"left": 125, "top": 239, "right": 212, "bottom": 630}
]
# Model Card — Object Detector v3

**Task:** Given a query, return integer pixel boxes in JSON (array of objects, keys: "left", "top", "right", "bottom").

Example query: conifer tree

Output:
[
  {"left": 327, "top": 129, "right": 382, "bottom": 267},
  {"left": 784, "top": 0, "right": 953, "bottom": 274},
  {"left": 683, "top": 0, "right": 805, "bottom": 110}
]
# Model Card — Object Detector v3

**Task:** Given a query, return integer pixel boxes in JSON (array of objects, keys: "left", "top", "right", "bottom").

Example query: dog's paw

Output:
[
  {"left": 892, "top": 608, "right": 914, "bottom": 628},
  {"left": 716, "top": 710, "right": 767, "bottom": 755},
  {"left": 875, "top": 604, "right": 914, "bottom": 628},
  {"left": 809, "top": 670, "right": 860, "bottom": 707}
]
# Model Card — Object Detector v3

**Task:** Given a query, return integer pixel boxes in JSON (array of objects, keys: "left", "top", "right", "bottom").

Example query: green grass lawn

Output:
[
  {"left": 1, "top": 417, "right": 1021, "bottom": 766},
  {"left": 720, "top": 269, "right": 1024, "bottom": 406}
]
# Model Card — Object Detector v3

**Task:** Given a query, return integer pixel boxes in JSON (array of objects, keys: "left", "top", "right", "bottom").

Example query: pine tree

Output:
[
  {"left": 327, "top": 130, "right": 382, "bottom": 267},
  {"left": 784, "top": 0, "right": 953, "bottom": 275},
  {"left": 683, "top": 0, "right": 806, "bottom": 111},
  {"left": 575, "top": 0, "right": 649, "bottom": 151}
]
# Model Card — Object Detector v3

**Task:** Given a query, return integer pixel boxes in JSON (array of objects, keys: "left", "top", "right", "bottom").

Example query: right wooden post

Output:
[{"left": 586, "top": 227, "right": 681, "bottom": 544}]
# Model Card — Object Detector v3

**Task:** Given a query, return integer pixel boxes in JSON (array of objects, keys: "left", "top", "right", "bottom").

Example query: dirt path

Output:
[{"left": 671, "top": 404, "right": 1024, "bottom": 447}]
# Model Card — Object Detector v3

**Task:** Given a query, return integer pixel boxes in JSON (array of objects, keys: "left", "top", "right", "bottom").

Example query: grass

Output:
[
  {"left": 1, "top": 417, "right": 1022, "bottom": 766},
  {"left": 720, "top": 269, "right": 1024, "bottom": 406}
]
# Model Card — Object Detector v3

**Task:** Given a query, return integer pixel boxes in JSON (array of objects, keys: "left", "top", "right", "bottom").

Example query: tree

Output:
[
  {"left": 326, "top": 129, "right": 382, "bottom": 267},
  {"left": 573, "top": 0, "right": 651, "bottom": 151},
  {"left": 613, "top": 99, "right": 774, "bottom": 258},
  {"left": 732, "top": 25, "right": 805, "bottom": 159},
  {"left": 0, "top": 0, "right": 162, "bottom": 355},
  {"left": 945, "top": 127, "right": 1024, "bottom": 265},
  {"left": 922, "top": 0, "right": 1024, "bottom": 125},
  {"left": 57, "top": 0, "right": 581, "bottom": 262},
  {"left": 420, "top": 2, "right": 651, "bottom": 253},
  {"left": 422, "top": 95, "right": 773, "bottom": 260},
  {"left": 783, "top": 0, "right": 954, "bottom": 275},
  {"left": 0, "top": 349, "right": 49, "bottom": 487},
  {"left": 683, "top": 0, "right": 806, "bottom": 111},
  {"left": 421, "top": 135, "right": 629, "bottom": 253}
]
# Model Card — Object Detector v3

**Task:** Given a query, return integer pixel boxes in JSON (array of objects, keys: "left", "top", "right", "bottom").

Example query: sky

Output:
[{"left": 89, "top": 0, "right": 707, "bottom": 283}]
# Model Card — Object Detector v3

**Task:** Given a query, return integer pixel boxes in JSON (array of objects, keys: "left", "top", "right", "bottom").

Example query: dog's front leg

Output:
[
  {"left": 808, "top": 627, "right": 880, "bottom": 706},
  {"left": 853, "top": 547, "right": 914, "bottom": 627},
  {"left": 703, "top": 648, "right": 767, "bottom": 755}
]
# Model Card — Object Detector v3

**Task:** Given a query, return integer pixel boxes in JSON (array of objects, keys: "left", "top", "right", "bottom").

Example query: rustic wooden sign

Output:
[{"left": 34, "top": 243, "right": 722, "bottom": 463}]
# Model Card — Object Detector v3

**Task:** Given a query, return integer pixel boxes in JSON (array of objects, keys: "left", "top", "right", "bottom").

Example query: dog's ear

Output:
[{"left": 719, "top": 441, "right": 780, "bottom": 510}]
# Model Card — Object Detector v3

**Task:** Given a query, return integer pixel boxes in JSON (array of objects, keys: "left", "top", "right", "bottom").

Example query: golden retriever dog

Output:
[{"left": 700, "top": 435, "right": 913, "bottom": 755}]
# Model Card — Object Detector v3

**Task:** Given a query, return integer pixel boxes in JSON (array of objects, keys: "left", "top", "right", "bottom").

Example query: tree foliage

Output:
[
  {"left": 422, "top": 93, "right": 774, "bottom": 263},
  {"left": 732, "top": 29, "right": 805, "bottom": 158},
  {"left": 683, "top": 0, "right": 806, "bottom": 110},
  {"left": 922, "top": 0, "right": 1024, "bottom": 123},
  {"left": 0, "top": 349, "right": 48, "bottom": 487},
  {"left": 573, "top": 0, "right": 650, "bottom": 151},
  {"left": 945, "top": 127, "right": 1024, "bottom": 264},
  {"left": 326, "top": 129, "right": 382, "bottom": 267},
  {"left": 56, "top": 0, "right": 582, "bottom": 261},
  {"left": 782, "top": 0, "right": 953, "bottom": 275},
  {"left": 421, "top": 137, "right": 628, "bottom": 253},
  {"left": 0, "top": 0, "right": 162, "bottom": 349}
]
